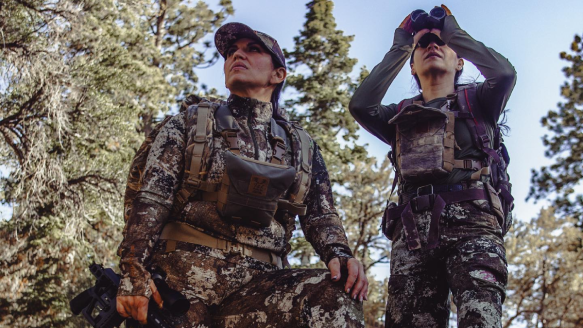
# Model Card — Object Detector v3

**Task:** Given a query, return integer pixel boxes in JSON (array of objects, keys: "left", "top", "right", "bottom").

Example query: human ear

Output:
[
  {"left": 457, "top": 58, "right": 464, "bottom": 71},
  {"left": 410, "top": 63, "right": 416, "bottom": 76},
  {"left": 270, "top": 67, "right": 286, "bottom": 85}
]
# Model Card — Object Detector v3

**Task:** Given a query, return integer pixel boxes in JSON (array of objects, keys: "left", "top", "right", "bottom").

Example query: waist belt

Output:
[
  {"left": 159, "top": 221, "right": 283, "bottom": 269},
  {"left": 388, "top": 185, "right": 489, "bottom": 251}
]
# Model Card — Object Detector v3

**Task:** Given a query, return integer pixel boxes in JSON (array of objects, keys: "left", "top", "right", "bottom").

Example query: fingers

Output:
[
  {"left": 399, "top": 14, "right": 412, "bottom": 31},
  {"left": 327, "top": 257, "right": 341, "bottom": 282},
  {"left": 116, "top": 296, "right": 131, "bottom": 318},
  {"left": 344, "top": 258, "right": 359, "bottom": 295},
  {"left": 116, "top": 296, "right": 149, "bottom": 325},
  {"left": 441, "top": 4, "right": 452, "bottom": 16},
  {"left": 136, "top": 298, "right": 148, "bottom": 325},
  {"left": 149, "top": 279, "right": 164, "bottom": 309},
  {"left": 345, "top": 258, "right": 368, "bottom": 302},
  {"left": 352, "top": 262, "right": 369, "bottom": 302}
]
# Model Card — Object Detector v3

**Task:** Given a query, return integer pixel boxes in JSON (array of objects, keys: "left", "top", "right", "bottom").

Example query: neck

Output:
[
  {"left": 419, "top": 74, "right": 456, "bottom": 103},
  {"left": 230, "top": 87, "right": 273, "bottom": 103}
]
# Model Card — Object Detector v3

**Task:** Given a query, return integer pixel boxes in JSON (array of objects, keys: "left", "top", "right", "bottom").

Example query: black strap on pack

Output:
[{"left": 455, "top": 85, "right": 500, "bottom": 164}]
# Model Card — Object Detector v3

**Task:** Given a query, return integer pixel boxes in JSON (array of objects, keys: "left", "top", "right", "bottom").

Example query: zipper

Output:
[{"left": 248, "top": 107, "right": 260, "bottom": 160}]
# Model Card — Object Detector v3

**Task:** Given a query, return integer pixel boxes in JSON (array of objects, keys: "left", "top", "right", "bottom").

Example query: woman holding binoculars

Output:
[{"left": 350, "top": 4, "right": 516, "bottom": 328}]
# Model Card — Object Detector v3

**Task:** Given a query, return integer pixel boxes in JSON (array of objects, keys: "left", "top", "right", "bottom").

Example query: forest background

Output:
[{"left": 1, "top": 0, "right": 582, "bottom": 327}]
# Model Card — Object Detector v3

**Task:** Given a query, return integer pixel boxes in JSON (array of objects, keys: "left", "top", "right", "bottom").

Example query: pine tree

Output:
[
  {"left": 528, "top": 34, "right": 583, "bottom": 225},
  {"left": 503, "top": 208, "right": 583, "bottom": 328},
  {"left": 0, "top": 1, "right": 231, "bottom": 326},
  {"left": 138, "top": 0, "right": 234, "bottom": 135},
  {"left": 284, "top": 2, "right": 395, "bottom": 325},
  {"left": 284, "top": 0, "right": 366, "bottom": 180}
]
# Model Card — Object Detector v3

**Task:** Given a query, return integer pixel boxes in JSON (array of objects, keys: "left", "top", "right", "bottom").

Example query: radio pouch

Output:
[{"left": 216, "top": 151, "right": 296, "bottom": 228}]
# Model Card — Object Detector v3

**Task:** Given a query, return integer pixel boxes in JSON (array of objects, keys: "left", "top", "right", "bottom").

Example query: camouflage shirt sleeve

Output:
[
  {"left": 117, "top": 113, "right": 187, "bottom": 298},
  {"left": 299, "top": 144, "right": 354, "bottom": 265}
]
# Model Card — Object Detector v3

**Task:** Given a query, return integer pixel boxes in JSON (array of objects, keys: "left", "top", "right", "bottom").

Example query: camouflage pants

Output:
[
  {"left": 147, "top": 240, "right": 364, "bottom": 328},
  {"left": 385, "top": 201, "right": 508, "bottom": 328}
]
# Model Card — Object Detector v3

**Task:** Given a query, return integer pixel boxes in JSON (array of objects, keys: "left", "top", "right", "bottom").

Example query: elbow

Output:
[
  {"left": 348, "top": 97, "right": 364, "bottom": 120},
  {"left": 499, "top": 62, "right": 518, "bottom": 88}
]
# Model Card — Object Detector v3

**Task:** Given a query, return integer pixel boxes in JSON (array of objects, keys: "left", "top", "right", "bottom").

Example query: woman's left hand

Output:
[{"left": 328, "top": 257, "right": 369, "bottom": 301}]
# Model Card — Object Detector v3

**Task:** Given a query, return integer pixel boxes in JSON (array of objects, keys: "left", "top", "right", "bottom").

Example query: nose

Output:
[
  {"left": 427, "top": 42, "right": 439, "bottom": 50},
  {"left": 232, "top": 48, "right": 246, "bottom": 60}
]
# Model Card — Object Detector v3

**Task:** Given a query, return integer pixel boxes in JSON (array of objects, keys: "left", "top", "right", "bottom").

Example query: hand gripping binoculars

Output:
[{"left": 410, "top": 6, "right": 446, "bottom": 33}]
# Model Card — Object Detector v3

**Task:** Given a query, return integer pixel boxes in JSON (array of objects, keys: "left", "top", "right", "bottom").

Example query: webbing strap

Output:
[
  {"left": 460, "top": 88, "right": 500, "bottom": 164},
  {"left": 271, "top": 139, "right": 286, "bottom": 164},
  {"left": 291, "top": 127, "right": 312, "bottom": 203},
  {"left": 453, "top": 159, "right": 484, "bottom": 171},
  {"left": 187, "top": 103, "right": 210, "bottom": 183},
  {"left": 277, "top": 199, "right": 307, "bottom": 216},
  {"left": 223, "top": 131, "right": 240, "bottom": 155},
  {"left": 295, "top": 127, "right": 312, "bottom": 174},
  {"left": 269, "top": 119, "right": 288, "bottom": 165},
  {"left": 160, "top": 222, "right": 283, "bottom": 268},
  {"left": 386, "top": 188, "right": 489, "bottom": 250},
  {"left": 174, "top": 103, "right": 221, "bottom": 212}
]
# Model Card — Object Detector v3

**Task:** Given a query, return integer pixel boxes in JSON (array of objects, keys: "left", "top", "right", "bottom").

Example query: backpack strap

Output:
[
  {"left": 273, "top": 121, "right": 313, "bottom": 216},
  {"left": 174, "top": 102, "right": 221, "bottom": 211},
  {"left": 215, "top": 104, "right": 241, "bottom": 155},
  {"left": 290, "top": 123, "right": 313, "bottom": 203},
  {"left": 269, "top": 118, "right": 287, "bottom": 165},
  {"left": 456, "top": 85, "right": 500, "bottom": 164}
]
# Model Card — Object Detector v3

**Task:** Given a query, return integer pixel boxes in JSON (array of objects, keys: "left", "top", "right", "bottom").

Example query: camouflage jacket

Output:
[{"left": 117, "top": 95, "right": 354, "bottom": 298}]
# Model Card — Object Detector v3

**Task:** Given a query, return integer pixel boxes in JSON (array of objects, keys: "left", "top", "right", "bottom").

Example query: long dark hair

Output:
[{"left": 270, "top": 54, "right": 286, "bottom": 120}]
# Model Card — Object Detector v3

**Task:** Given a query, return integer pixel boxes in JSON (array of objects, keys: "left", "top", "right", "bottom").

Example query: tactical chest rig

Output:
[
  {"left": 382, "top": 84, "right": 514, "bottom": 250},
  {"left": 123, "top": 100, "right": 313, "bottom": 268}
]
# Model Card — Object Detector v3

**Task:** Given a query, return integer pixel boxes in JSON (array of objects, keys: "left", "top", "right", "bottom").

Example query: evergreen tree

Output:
[
  {"left": 284, "top": 0, "right": 366, "bottom": 180},
  {"left": 528, "top": 34, "right": 583, "bottom": 225},
  {"left": 0, "top": 1, "right": 231, "bottom": 326},
  {"left": 138, "top": 0, "right": 234, "bottom": 135},
  {"left": 503, "top": 208, "right": 583, "bottom": 328},
  {"left": 284, "top": 2, "right": 395, "bottom": 325}
]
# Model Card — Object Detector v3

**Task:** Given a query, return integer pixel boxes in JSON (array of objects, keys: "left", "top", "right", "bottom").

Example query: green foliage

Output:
[
  {"left": 0, "top": 0, "right": 231, "bottom": 326},
  {"left": 284, "top": 0, "right": 367, "bottom": 181},
  {"left": 283, "top": 2, "right": 394, "bottom": 325},
  {"left": 528, "top": 34, "right": 583, "bottom": 225},
  {"left": 504, "top": 208, "right": 583, "bottom": 328}
]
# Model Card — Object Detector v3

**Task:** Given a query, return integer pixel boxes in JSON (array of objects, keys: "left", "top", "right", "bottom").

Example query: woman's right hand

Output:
[
  {"left": 398, "top": 14, "right": 431, "bottom": 46},
  {"left": 117, "top": 279, "right": 163, "bottom": 324}
]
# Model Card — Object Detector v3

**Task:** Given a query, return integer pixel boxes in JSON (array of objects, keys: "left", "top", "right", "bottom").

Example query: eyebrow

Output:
[{"left": 228, "top": 41, "right": 262, "bottom": 51}]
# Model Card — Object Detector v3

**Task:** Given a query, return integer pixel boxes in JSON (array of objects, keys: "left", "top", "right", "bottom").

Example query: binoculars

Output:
[{"left": 410, "top": 6, "right": 446, "bottom": 32}]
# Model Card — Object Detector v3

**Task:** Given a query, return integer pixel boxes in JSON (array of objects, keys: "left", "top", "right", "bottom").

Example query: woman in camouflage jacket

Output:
[{"left": 116, "top": 22, "right": 368, "bottom": 328}]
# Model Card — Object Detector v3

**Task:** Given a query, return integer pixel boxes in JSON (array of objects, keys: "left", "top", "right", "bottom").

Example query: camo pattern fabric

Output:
[
  {"left": 144, "top": 240, "right": 363, "bottom": 328},
  {"left": 117, "top": 95, "right": 353, "bottom": 301},
  {"left": 385, "top": 198, "right": 507, "bottom": 328}
]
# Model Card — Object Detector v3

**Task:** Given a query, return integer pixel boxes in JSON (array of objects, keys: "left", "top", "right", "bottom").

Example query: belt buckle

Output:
[
  {"left": 227, "top": 242, "right": 243, "bottom": 255},
  {"left": 417, "top": 184, "right": 433, "bottom": 197}
]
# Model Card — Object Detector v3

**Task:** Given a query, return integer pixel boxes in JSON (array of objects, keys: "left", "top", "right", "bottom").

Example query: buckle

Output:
[
  {"left": 411, "top": 194, "right": 435, "bottom": 212},
  {"left": 185, "top": 178, "right": 201, "bottom": 188},
  {"left": 417, "top": 184, "right": 433, "bottom": 197}
]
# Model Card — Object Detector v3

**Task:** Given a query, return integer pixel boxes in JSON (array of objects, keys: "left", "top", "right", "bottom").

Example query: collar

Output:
[{"left": 227, "top": 94, "right": 273, "bottom": 123}]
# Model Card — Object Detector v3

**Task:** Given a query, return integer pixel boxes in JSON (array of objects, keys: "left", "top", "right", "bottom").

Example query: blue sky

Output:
[{"left": 197, "top": 0, "right": 583, "bottom": 226}]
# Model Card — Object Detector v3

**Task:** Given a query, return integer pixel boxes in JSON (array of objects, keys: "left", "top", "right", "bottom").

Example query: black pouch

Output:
[
  {"left": 381, "top": 201, "right": 399, "bottom": 240},
  {"left": 217, "top": 151, "right": 296, "bottom": 228}
]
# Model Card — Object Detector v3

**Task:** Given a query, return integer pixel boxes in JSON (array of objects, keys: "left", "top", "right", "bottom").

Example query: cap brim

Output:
[{"left": 215, "top": 22, "right": 264, "bottom": 59}]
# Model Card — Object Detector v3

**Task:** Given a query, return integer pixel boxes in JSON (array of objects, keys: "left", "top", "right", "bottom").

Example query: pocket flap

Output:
[{"left": 224, "top": 151, "right": 296, "bottom": 201}]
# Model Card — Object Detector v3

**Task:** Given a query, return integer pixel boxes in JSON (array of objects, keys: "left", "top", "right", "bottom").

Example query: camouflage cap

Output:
[{"left": 215, "top": 22, "right": 286, "bottom": 68}]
